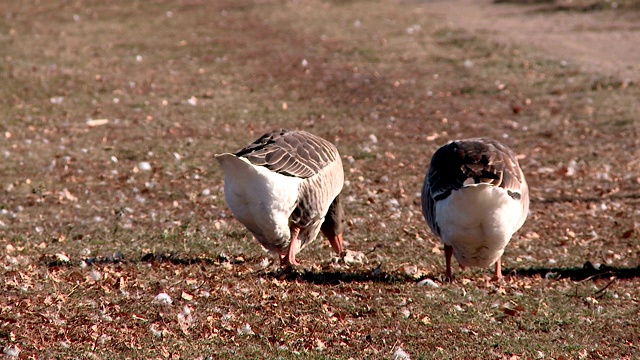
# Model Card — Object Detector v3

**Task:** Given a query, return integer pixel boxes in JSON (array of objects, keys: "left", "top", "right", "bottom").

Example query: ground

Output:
[
  {"left": 0, "top": 0, "right": 639, "bottom": 359},
  {"left": 428, "top": 0, "right": 640, "bottom": 83}
]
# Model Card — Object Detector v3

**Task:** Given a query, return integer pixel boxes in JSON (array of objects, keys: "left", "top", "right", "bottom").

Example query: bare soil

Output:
[{"left": 425, "top": 0, "right": 640, "bottom": 82}]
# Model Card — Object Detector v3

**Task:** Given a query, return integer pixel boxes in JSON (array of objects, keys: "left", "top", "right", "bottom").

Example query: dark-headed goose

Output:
[
  {"left": 421, "top": 138, "right": 529, "bottom": 281},
  {"left": 216, "top": 129, "right": 345, "bottom": 267}
]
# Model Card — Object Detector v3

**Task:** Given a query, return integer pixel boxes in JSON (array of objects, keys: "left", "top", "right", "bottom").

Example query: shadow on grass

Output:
[
  {"left": 493, "top": 0, "right": 617, "bottom": 13},
  {"left": 507, "top": 262, "right": 640, "bottom": 281},
  {"left": 42, "top": 253, "right": 639, "bottom": 283},
  {"left": 266, "top": 263, "right": 640, "bottom": 284},
  {"left": 533, "top": 192, "right": 640, "bottom": 204},
  {"left": 267, "top": 266, "right": 417, "bottom": 285}
]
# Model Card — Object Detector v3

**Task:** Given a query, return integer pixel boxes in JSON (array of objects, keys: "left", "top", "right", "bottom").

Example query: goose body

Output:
[
  {"left": 421, "top": 138, "right": 529, "bottom": 280},
  {"left": 216, "top": 129, "right": 345, "bottom": 266}
]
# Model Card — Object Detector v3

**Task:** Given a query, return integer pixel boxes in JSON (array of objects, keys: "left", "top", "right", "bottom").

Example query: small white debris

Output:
[
  {"left": 87, "top": 119, "right": 109, "bottom": 127},
  {"left": 405, "top": 24, "right": 421, "bottom": 35},
  {"left": 417, "top": 278, "right": 439, "bottom": 288},
  {"left": 463, "top": 59, "right": 474, "bottom": 68},
  {"left": 237, "top": 323, "right": 254, "bottom": 336},
  {"left": 152, "top": 292, "right": 173, "bottom": 305},
  {"left": 585, "top": 297, "right": 598, "bottom": 305},
  {"left": 453, "top": 304, "right": 464, "bottom": 312},
  {"left": 301, "top": 59, "right": 308, "bottom": 67},
  {"left": 354, "top": 20, "right": 361, "bottom": 28},
  {"left": 368, "top": 133, "right": 378, "bottom": 144},
  {"left": 110, "top": 156, "right": 118, "bottom": 163},
  {"left": 545, "top": 272, "right": 558, "bottom": 279},
  {"left": 73, "top": 14, "right": 80, "bottom": 22},
  {"left": 201, "top": 188, "right": 211, "bottom": 196},
  {"left": 150, "top": 324, "right": 163, "bottom": 338},
  {"left": 136, "top": 55, "right": 143, "bottom": 62},
  {"left": 50, "top": 96, "right": 64, "bottom": 104},
  {"left": 3, "top": 345, "right": 20, "bottom": 357},
  {"left": 536, "top": 350, "right": 545, "bottom": 359},
  {"left": 98, "top": 334, "right": 111, "bottom": 345},
  {"left": 187, "top": 96, "right": 198, "bottom": 106},
  {"left": 342, "top": 250, "right": 367, "bottom": 265},
  {"left": 393, "top": 346, "right": 411, "bottom": 360},
  {"left": 315, "top": 339, "right": 326, "bottom": 351},
  {"left": 90, "top": 270, "right": 102, "bottom": 281},
  {"left": 259, "top": 257, "right": 271, "bottom": 268},
  {"left": 112, "top": 97, "right": 120, "bottom": 104},
  {"left": 566, "top": 160, "right": 577, "bottom": 177},
  {"left": 400, "top": 308, "right": 411, "bottom": 318},
  {"left": 55, "top": 253, "right": 70, "bottom": 262},
  {"left": 178, "top": 305, "right": 193, "bottom": 327},
  {"left": 386, "top": 198, "right": 400, "bottom": 207},
  {"left": 173, "top": 152, "right": 182, "bottom": 161},
  {"left": 138, "top": 161, "right": 152, "bottom": 172},
  {"left": 402, "top": 264, "right": 418, "bottom": 277},
  {"left": 166, "top": 11, "right": 174, "bottom": 18}
]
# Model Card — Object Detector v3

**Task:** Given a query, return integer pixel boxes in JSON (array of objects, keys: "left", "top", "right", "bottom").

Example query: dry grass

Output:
[{"left": 1, "top": 0, "right": 639, "bottom": 359}]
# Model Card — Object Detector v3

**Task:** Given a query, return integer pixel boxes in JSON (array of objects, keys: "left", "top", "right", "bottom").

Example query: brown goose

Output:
[
  {"left": 215, "top": 129, "right": 345, "bottom": 267},
  {"left": 421, "top": 138, "right": 529, "bottom": 281}
]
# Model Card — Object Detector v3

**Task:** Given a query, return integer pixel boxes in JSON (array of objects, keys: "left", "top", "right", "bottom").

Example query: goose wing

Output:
[{"left": 235, "top": 129, "right": 339, "bottom": 179}]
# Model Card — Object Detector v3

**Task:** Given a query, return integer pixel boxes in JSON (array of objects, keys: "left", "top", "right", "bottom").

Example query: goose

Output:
[
  {"left": 215, "top": 129, "right": 345, "bottom": 267},
  {"left": 421, "top": 138, "right": 529, "bottom": 281}
]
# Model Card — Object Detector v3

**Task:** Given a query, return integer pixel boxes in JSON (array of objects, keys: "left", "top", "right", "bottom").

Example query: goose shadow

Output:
[
  {"left": 265, "top": 266, "right": 417, "bottom": 285},
  {"left": 43, "top": 252, "right": 418, "bottom": 285},
  {"left": 277, "top": 263, "right": 640, "bottom": 285},
  {"left": 43, "top": 253, "right": 639, "bottom": 283},
  {"left": 506, "top": 262, "right": 640, "bottom": 281}
]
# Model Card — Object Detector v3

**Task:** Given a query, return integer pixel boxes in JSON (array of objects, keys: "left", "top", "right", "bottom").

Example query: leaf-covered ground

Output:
[{"left": 1, "top": 0, "right": 639, "bottom": 359}]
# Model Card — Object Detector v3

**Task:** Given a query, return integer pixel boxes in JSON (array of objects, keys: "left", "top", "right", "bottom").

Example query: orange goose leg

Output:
[{"left": 281, "top": 226, "right": 301, "bottom": 267}]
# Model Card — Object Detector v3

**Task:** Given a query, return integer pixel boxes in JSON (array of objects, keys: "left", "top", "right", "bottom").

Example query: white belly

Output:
[
  {"left": 435, "top": 184, "right": 523, "bottom": 267},
  {"left": 216, "top": 154, "right": 303, "bottom": 253}
]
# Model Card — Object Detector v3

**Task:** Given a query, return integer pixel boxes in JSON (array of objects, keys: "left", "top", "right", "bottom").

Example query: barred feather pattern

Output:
[{"left": 235, "top": 129, "right": 339, "bottom": 179}]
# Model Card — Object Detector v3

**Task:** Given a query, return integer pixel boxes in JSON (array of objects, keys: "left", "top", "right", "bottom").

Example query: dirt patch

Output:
[{"left": 423, "top": 0, "right": 640, "bottom": 82}]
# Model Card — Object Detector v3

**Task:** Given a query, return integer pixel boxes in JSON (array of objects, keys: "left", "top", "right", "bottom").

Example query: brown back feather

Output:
[
  {"left": 422, "top": 138, "right": 528, "bottom": 236},
  {"left": 235, "top": 129, "right": 338, "bottom": 178}
]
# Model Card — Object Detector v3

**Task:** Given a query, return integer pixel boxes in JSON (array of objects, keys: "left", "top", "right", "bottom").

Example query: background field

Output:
[{"left": 1, "top": 0, "right": 639, "bottom": 359}]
